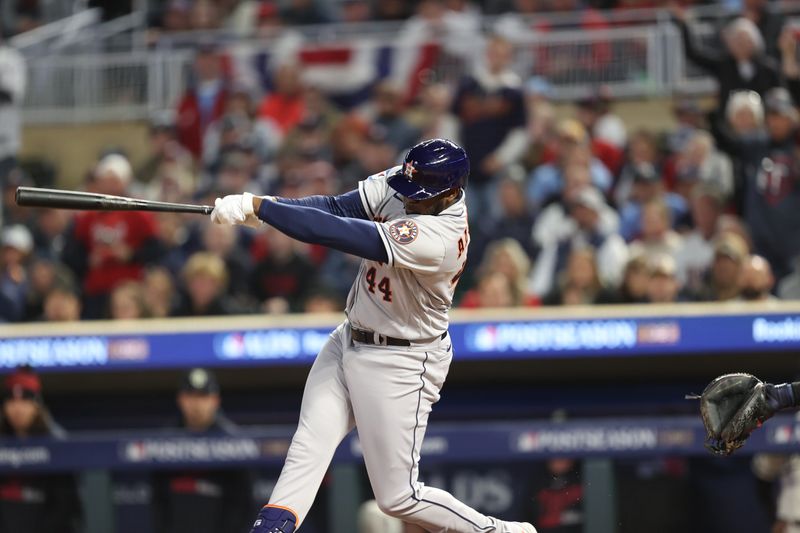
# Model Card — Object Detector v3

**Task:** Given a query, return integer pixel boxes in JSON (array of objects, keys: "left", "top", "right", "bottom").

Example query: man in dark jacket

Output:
[
  {"left": 151, "top": 368, "right": 253, "bottom": 533},
  {"left": 672, "top": 4, "right": 781, "bottom": 122}
]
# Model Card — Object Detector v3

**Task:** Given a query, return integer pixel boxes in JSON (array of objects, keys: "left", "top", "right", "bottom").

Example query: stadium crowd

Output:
[{"left": 0, "top": 0, "right": 799, "bottom": 322}]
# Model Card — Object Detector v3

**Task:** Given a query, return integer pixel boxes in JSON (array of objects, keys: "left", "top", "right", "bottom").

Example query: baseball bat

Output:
[{"left": 15, "top": 187, "right": 214, "bottom": 215}]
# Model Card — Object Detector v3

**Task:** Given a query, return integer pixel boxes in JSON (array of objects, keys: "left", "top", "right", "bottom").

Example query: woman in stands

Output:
[{"left": 0, "top": 365, "right": 83, "bottom": 533}]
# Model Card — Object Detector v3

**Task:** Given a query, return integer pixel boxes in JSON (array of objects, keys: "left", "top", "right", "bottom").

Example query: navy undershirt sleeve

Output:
[
  {"left": 276, "top": 190, "right": 368, "bottom": 219},
  {"left": 257, "top": 199, "right": 388, "bottom": 263}
]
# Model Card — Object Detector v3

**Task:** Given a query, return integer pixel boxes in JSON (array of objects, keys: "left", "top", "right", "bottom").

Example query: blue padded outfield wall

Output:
[{"left": 1, "top": 303, "right": 800, "bottom": 372}]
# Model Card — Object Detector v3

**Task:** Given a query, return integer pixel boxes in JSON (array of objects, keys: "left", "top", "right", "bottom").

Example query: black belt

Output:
[{"left": 350, "top": 326, "right": 447, "bottom": 347}]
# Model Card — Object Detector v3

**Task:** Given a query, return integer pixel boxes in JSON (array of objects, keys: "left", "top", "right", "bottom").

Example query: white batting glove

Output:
[{"left": 211, "top": 192, "right": 263, "bottom": 228}]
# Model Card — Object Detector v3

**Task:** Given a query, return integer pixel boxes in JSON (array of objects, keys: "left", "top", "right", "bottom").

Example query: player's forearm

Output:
[
  {"left": 275, "top": 190, "right": 368, "bottom": 219},
  {"left": 767, "top": 381, "right": 800, "bottom": 410},
  {"left": 255, "top": 197, "right": 388, "bottom": 262}
]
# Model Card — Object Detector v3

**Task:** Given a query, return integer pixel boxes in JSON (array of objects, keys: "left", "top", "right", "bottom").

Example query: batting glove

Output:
[{"left": 211, "top": 192, "right": 263, "bottom": 228}]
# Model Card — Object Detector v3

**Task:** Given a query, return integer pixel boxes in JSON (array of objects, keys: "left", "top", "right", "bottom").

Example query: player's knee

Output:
[{"left": 374, "top": 492, "right": 416, "bottom": 519}]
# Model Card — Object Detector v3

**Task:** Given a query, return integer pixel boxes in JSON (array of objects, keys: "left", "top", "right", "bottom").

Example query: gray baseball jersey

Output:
[{"left": 345, "top": 166, "right": 470, "bottom": 340}]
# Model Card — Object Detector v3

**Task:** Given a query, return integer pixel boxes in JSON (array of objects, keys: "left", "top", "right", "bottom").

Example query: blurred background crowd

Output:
[
  {"left": 1, "top": 0, "right": 800, "bottom": 322},
  {"left": 2, "top": 1, "right": 800, "bottom": 533}
]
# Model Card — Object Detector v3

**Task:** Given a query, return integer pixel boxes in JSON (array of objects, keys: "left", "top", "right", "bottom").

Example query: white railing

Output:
[{"left": 17, "top": 13, "right": 800, "bottom": 124}]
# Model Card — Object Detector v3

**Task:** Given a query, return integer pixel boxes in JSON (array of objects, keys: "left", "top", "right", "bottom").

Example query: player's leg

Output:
[
  {"left": 255, "top": 323, "right": 356, "bottom": 532},
  {"left": 344, "top": 338, "right": 535, "bottom": 533}
]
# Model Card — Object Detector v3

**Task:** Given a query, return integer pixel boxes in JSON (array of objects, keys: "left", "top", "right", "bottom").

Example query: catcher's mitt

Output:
[{"left": 697, "top": 373, "right": 776, "bottom": 456}]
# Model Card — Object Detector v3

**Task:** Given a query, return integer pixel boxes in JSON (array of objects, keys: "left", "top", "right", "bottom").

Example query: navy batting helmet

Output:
[{"left": 387, "top": 139, "right": 469, "bottom": 200}]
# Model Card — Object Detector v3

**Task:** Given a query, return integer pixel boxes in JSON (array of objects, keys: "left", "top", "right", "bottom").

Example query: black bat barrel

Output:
[{"left": 15, "top": 187, "right": 214, "bottom": 215}]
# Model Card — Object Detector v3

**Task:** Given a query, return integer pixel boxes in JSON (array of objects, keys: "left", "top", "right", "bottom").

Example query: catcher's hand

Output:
[{"left": 697, "top": 373, "right": 784, "bottom": 456}]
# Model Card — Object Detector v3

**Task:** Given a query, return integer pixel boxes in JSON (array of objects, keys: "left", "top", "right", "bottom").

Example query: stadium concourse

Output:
[{"left": 3, "top": 1, "right": 800, "bottom": 533}]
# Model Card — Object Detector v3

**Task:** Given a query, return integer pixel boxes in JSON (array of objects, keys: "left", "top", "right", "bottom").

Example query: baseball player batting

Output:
[{"left": 211, "top": 139, "right": 537, "bottom": 533}]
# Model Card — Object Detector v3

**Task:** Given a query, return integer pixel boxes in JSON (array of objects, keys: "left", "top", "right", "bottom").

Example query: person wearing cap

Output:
[
  {"left": 176, "top": 44, "right": 230, "bottom": 160},
  {"left": 61, "top": 154, "right": 164, "bottom": 319},
  {"left": 711, "top": 87, "right": 800, "bottom": 280},
  {"left": 151, "top": 368, "right": 252, "bottom": 533},
  {"left": 739, "top": 254, "right": 777, "bottom": 301},
  {"left": 646, "top": 255, "right": 682, "bottom": 304},
  {"left": 691, "top": 232, "right": 749, "bottom": 301},
  {"left": 0, "top": 224, "right": 32, "bottom": 322},
  {"left": 530, "top": 182, "right": 627, "bottom": 298},
  {"left": 618, "top": 162, "right": 689, "bottom": 242},
  {"left": 137, "top": 112, "right": 193, "bottom": 186},
  {"left": 0, "top": 366, "right": 83, "bottom": 533},
  {"left": 527, "top": 119, "right": 613, "bottom": 209}
]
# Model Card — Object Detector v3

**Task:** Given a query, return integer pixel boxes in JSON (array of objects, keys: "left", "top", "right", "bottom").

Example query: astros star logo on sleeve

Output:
[{"left": 388, "top": 220, "right": 419, "bottom": 244}]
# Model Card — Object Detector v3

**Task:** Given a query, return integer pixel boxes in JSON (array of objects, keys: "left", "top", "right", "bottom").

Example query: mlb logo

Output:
[{"left": 404, "top": 161, "right": 416, "bottom": 178}]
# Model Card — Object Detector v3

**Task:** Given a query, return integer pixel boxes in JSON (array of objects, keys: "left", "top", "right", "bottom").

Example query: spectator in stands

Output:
[
  {"left": 30, "top": 207, "right": 69, "bottom": 260},
  {"left": 527, "top": 120, "right": 612, "bottom": 209},
  {"left": 646, "top": 255, "right": 682, "bottom": 304},
  {"left": 412, "top": 83, "right": 460, "bottom": 146},
  {"left": 137, "top": 114, "right": 192, "bottom": 186},
  {"left": 176, "top": 44, "right": 229, "bottom": 160},
  {"left": 366, "top": 81, "right": 420, "bottom": 153},
  {"left": 151, "top": 368, "right": 253, "bottom": 533},
  {"left": 189, "top": 0, "right": 221, "bottom": 31},
  {"left": 259, "top": 63, "right": 306, "bottom": 135},
  {"left": 778, "top": 254, "right": 800, "bottom": 300},
  {"left": 330, "top": 114, "right": 371, "bottom": 189},
  {"left": 470, "top": 170, "right": 534, "bottom": 262},
  {"left": 692, "top": 233, "right": 749, "bottom": 301},
  {"left": 339, "top": 0, "right": 373, "bottom": 23},
  {"left": 526, "top": 457, "right": 583, "bottom": 533},
  {"left": 531, "top": 185, "right": 627, "bottom": 297},
  {"left": 628, "top": 200, "right": 684, "bottom": 261},
  {"left": 280, "top": 0, "right": 331, "bottom": 25},
  {"left": 24, "top": 258, "right": 75, "bottom": 321},
  {"left": 0, "top": 31, "right": 25, "bottom": 186},
  {"left": 543, "top": 248, "right": 603, "bottom": 305},
  {"left": 62, "top": 154, "right": 163, "bottom": 318},
  {"left": 474, "top": 238, "right": 536, "bottom": 306},
  {"left": 667, "top": 97, "right": 706, "bottom": 154},
  {"left": 201, "top": 221, "right": 253, "bottom": 307},
  {"left": 459, "top": 270, "right": 520, "bottom": 308},
  {"left": 109, "top": 281, "right": 149, "bottom": 320},
  {"left": 671, "top": 4, "right": 780, "bottom": 121},
  {"left": 670, "top": 130, "right": 733, "bottom": 201},
  {"left": 779, "top": 26, "right": 800, "bottom": 105},
  {"left": 41, "top": 284, "right": 81, "bottom": 321},
  {"left": 303, "top": 287, "right": 342, "bottom": 313},
  {"left": 374, "top": 0, "right": 412, "bottom": 20},
  {"left": 143, "top": 266, "right": 176, "bottom": 318},
  {"left": 732, "top": 0, "right": 785, "bottom": 61},
  {"left": 0, "top": 366, "right": 83, "bottom": 533},
  {"left": 173, "top": 252, "right": 239, "bottom": 317},
  {"left": 713, "top": 88, "right": 800, "bottom": 280},
  {"left": 453, "top": 34, "right": 526, "bottom": 219},
  {"left": 575, "top": 90, "right": 627, "bottom": 154},
  {"left": 596, "top": 254, "right": 649, "bottom": 304},
  {"left": 739, "top": 254, "right": 776, "bottom": 301},
  {"left": 203, "top": 83, "right": 282, "bottom": 172},
  {"left": 0, "top": 225, "right": 32, "bottom": 322},
  {"left": 251, "top": 228, "right": 317, "bottom": 313},
  {"left": 614, "top": 129, "right": 661, "bottom": 209},
  {"left": 618, "top": 162, "right": 688, "bottom": 242},
  {"left": 674, "top": 183, "right": 725, "bottom": 295}
]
